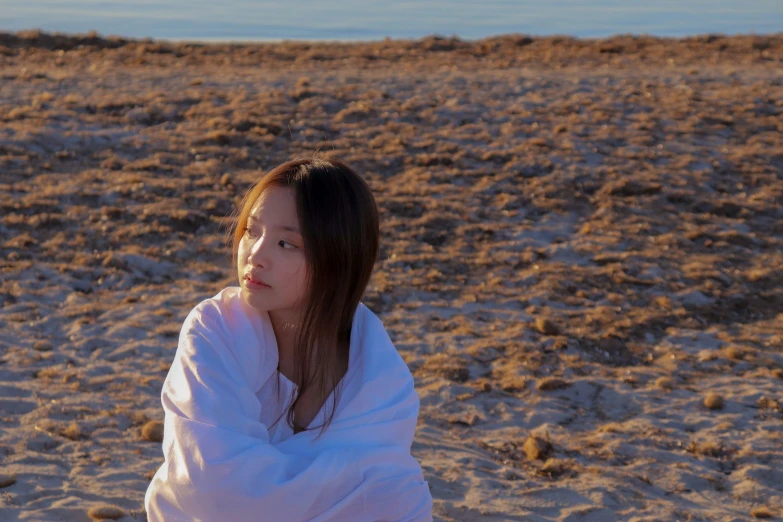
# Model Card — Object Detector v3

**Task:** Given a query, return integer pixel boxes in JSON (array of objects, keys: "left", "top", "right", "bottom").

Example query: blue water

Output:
[{"left": 2, "top": 0, "right": 781, "bottom": 41}]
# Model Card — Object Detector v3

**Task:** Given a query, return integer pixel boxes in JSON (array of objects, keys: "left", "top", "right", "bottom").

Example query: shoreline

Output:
[
  {"left": 6, "top": 28, "right": 783, "bottom": 44},
  {"left": 0, "top": 30, "right": 781, "bottom": 71}
]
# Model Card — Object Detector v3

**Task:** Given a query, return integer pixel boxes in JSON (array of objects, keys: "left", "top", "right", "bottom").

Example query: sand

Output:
[{"left": 0, "top": 30, "right": 782, "bottom": 521}]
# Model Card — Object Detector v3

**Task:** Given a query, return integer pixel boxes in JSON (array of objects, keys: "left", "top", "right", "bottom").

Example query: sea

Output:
[{"left": 2, "top": 0, "right": 782, "bottom": 42}]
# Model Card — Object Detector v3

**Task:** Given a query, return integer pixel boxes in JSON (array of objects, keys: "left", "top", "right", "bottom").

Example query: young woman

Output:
[{"left": 144, "top": 157, "right": 433, "bottom": 521}]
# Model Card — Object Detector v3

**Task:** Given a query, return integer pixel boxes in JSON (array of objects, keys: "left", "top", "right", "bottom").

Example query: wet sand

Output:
[{"left": 1, "top": 30, "right": 782, "bottom": 521}]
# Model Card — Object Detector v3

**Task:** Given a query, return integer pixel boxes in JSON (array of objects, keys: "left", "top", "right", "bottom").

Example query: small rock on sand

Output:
[
  {"left": 87, "top": 505, "right": 126, "bottom": 520},
  {"left": 704, "top": 393, "right": 725, "bottom": 410},
  {"left": 750, "top": 506, "right": 774, "bottom": 519},
  {"left": 0, "top": 473, "right": 16, "bottom": 488},
  {"left": 523, "top": 435, "right": 554, "bottom": 461},
  {"left": 32, "top": 340, "right": 53, "bottom": 351},
  {"left": 723, "top": 346, "right": 745, "bottom": 360},
  {"left": 535, "top": 317, "right": 560, "bottom": 336},
  {"left": 536, "top": 377, "right": 571, "bottom": 391},
  {"left": 141, "top": 420, "right": 164, "bottom": 442}
]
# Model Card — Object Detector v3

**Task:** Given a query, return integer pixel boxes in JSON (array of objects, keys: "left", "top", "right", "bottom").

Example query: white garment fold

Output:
[{"left": 144, "top": 286, "right": 433, "bottom": 522}]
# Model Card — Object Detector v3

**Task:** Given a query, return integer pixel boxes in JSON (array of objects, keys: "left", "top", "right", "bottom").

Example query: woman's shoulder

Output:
[
  {"left": 188, "top": 286, "right": 243, "bottom": 316},
  {"left": 185, "top": 286, "right": 262, "bottom": 333},
  {"left": 179, "top": 286, "right": 274, "bottom": 388}
]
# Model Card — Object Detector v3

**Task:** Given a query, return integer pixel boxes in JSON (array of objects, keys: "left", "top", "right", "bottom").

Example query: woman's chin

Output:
[{"left": 240, "top": 288, "right": 268, "bottom": 309}]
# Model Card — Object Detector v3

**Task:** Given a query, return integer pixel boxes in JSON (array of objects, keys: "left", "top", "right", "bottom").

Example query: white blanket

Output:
[{"left": 144, "top": 286, "right": 433, "bottom": 521}]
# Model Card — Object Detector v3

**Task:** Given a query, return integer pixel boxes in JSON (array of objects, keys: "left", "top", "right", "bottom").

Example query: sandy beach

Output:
[{"left": 0, "top": 30, "right": 782, "bottom": 521}]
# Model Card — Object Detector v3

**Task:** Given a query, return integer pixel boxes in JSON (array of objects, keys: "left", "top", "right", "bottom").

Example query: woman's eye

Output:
[{"left": 245, "top": 228, "right": 295, "bottom": 250}]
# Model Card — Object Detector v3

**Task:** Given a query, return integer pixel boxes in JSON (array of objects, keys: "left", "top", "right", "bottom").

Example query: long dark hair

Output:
[{"left": 228, "top": 156, "right": 380, "bottom": 438}]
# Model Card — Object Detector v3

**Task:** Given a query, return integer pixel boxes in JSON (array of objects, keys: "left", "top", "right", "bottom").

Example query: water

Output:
[{"left": 2, "top": 0, "right": 781, "bottom": 42}]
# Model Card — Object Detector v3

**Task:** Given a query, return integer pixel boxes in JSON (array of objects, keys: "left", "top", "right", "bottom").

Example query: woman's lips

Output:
[{"left": 245, "top": 276, "right": 271, "bottom": 289}]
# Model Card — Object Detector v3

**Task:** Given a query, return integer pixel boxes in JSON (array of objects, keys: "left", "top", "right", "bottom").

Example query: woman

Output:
[{"left": 144, "top": 157, "right": 433, "bottom": 521}]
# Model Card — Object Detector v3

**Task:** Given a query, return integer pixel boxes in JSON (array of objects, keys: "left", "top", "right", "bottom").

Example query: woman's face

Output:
[{"left": 237, "top": 185, "right": 308, "bottom": 324}]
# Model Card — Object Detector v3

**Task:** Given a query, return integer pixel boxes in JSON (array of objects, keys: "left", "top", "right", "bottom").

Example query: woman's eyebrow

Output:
[{"left": 247, "top": 216, "right": 301, "bottom": 234}]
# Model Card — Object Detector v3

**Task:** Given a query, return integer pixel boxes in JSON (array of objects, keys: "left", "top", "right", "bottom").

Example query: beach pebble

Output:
[
  {"left": 703, "top": 393, "right": 725, "bottom": 410},
  {"left": 655, "top": 377, "right": 675, "bottom": 390},
  {"left": 0, "top": 473, "right": 16, "bottom": 488},
  {"left": 141, "top": 420, "right": 164, "bottom": 442},
  {"left": 750, "top": 506, "right": 774, "bottom": 519},
  {"left": 535, "top": 317, "right": 560, "bottom": 336},
  {"left": 523, "top": 436, "right": 553, "bottom": 461},
  {"left": 32, "top": 340, "right": 53, "bottom": 352},
  {"left": 536, "top": 377, "right": 571, "bottom": 391},
  {"left": 723, "top": 346, "right": 745, "bottom": 360},
  {"left": 87, "top": 505, "right": 126, "bottom": 520}
]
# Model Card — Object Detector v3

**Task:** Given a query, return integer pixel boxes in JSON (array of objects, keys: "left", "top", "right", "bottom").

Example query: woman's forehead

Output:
[
  {"left": 251, "top": 186, "right": 293, "bottom": 213},
  {"left": 248, "top": 187, "right": 300, "bottom": 232}
]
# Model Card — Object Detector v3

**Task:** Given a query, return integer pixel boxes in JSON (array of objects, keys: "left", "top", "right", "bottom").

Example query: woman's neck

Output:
[
  {"left": 269, "top": 310, "right": 350, "bottom": 390},
  {"left": 269, "top": 311, "right": 301, "bottom": 371},
  {"left": 273, "top": 333, "right": 300, "bottom": 384}
]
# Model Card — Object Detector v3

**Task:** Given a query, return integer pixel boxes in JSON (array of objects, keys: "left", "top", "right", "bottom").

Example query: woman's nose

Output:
[{"left": 248, "top": 235, "right": 271, "bottom": 266}]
